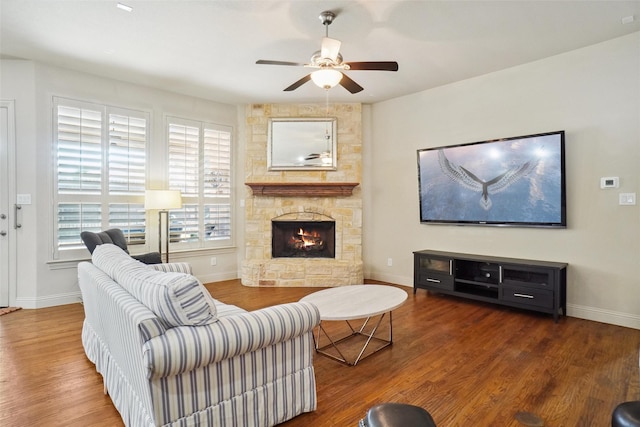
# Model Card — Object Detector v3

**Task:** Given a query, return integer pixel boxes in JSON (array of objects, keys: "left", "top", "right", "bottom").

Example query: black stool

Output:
[
  {"left": 612, "top": 401, "right": 640, "bottom": 427},
  {"left": 359, "top": 403, "right": 436, "bottom": 427}
]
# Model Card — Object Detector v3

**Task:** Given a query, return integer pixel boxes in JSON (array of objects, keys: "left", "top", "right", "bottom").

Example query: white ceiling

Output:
[{"left": 1, "top": 0, "right": 639, "bottom": 105}]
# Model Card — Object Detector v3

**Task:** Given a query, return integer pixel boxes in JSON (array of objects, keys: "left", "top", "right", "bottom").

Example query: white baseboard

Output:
[
  {"left": 366, "top": 272, "right": 640, "bottom": 330},
  {"left": 16, "top": 291, "right": 83, "bottom": 309},
  {"left": 567, "top": 303, "right": 640, "bottom": 330},
  {"left": 366, "top": 272, "right": 412, "bottom": 287},
  {"left": 16, "top": 277, "right": 640, "bottom": 331},
  {"left": 14, "top": 273, "right": 240, "bottom": 309},
  {"left": 198, "top": 271, "right": 239, "bottom": 284}
]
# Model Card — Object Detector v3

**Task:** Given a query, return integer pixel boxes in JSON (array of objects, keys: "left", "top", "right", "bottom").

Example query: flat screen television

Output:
[{"left": 417, "top": 130, "right": 566, "bottom": 228}]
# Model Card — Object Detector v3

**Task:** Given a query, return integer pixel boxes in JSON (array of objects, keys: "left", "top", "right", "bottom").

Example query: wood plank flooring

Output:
[{"left": 1, "top": 279, "right": 638, "bottom": 426}]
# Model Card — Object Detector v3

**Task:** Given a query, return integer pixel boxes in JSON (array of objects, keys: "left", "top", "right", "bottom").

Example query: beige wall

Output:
[
  {"left": 0, "top": 60, "right": 240, "bottom": 308},
  {"left": 363, "top": 32, "right": 640, "bottom": 328},
  {"left": 3, "top": 33, "right": 638, "bottom": 329}
]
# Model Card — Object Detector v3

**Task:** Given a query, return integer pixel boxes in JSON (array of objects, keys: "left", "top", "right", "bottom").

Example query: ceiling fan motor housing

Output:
[{"left": 310, "top": 51, "right": 346, "bottom": 68}]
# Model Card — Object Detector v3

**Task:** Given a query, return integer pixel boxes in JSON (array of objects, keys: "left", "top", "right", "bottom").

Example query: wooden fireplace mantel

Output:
[{"left": 245, "top": 182, "right": 359, "bottom": 197}]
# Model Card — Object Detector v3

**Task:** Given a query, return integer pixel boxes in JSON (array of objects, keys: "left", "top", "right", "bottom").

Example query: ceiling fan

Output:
[{"left": 256, "top": 11, "right": 399, "bottom": 94}]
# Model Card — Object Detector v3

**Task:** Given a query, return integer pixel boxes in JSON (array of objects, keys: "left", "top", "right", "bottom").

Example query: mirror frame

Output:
[{"left": 267, "top": 117, "right": 337, "bottom": 171}]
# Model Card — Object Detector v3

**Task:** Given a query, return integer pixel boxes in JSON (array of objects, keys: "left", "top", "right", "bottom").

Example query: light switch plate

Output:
[{"left": 16, "top": 194, "right": 32, "bottom": 205}]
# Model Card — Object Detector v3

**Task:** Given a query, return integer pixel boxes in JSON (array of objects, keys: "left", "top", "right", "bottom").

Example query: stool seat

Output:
[
  {"left": 359, "top": 403, "right": 436, "bottom": 427},
  {"left": 612, "top": 401, "right": 640, "bottom": 427}
]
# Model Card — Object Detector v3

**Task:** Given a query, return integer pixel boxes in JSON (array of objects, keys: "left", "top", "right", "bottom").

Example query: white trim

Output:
[
  {"left": 16, "top": 292, "right": 83, "bottom": 309},
  {"left": 369, "top": 272, "right": 640, "bottom": 330},
  {"left": 165, "top": 115, "right": 234, "bottom": 250},
  {"left": 197, "top": 271, "right": 239, "bottom": 284},
  {"left": 366, "top": 272, "right": 413, "bottom": 287},
  {"left": 52, "top": 96, "right": 152, "bottom": 260},
  {"left": 0, "top": 100, "right": 17, "bottom": 307},
  {"left": 567, "top": 303, "right": 640, "bottom": 330}
]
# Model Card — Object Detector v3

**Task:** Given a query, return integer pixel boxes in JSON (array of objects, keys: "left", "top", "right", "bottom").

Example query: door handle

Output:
[
  {"left": 0, "top": 231, "right": 6, "bottom": 236},
  {"left": 14, "top": 204, "right": 22, "bottom": 229}
]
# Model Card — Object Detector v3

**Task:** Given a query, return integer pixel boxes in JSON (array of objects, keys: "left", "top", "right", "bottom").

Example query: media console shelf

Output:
[{"left": 413, "top": 250, "right": 567, "bottom": 322}]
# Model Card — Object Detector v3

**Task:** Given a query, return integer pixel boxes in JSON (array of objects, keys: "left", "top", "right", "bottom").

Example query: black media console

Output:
[{"left": 413, "top": 250, "right": 567, "bottom": 322}]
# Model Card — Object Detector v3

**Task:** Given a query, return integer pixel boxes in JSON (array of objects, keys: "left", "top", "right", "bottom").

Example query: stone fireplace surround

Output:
[{"left": 242, "top": 103, "right": 364, "bottom": 287}]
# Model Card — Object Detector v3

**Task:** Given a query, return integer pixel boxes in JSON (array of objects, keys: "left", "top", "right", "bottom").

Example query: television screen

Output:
[{"left": 417, "top": 131, "right": 566, "bottom": 228}]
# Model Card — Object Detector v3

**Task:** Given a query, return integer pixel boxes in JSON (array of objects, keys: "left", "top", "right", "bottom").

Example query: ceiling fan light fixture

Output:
[{"left": 311, "top": 68, "right": 343, "bottom": 89}]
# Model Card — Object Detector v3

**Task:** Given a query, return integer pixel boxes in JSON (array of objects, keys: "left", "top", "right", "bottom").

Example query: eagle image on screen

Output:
[
  {"left": 438, "top": 149, "right": 538, "bottom": 211},
  {"left": 417, "top": 131, "right": 565, "bottom": 227}
]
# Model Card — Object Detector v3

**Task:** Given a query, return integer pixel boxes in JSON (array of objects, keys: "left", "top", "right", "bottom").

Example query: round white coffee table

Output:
[{"left": 300, "top": 284, "right": 408, "bottom": 365}]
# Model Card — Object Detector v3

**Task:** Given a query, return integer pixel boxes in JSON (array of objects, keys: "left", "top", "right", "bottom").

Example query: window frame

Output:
[
  {"left": 165, "top": 115, "right": 233, "bottom": 251},
  {"left": 52, "top": 96, "right": 151, "bottom": 260}
]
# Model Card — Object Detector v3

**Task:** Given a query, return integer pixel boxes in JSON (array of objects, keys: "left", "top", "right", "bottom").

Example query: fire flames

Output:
[{"left": 288, "top": 228, "right": 325, "bottom": 251}]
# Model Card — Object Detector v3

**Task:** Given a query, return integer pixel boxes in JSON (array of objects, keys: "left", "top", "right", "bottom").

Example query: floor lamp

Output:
[{"left": 145, "top": 190, "right": 182, "bottom": 263}]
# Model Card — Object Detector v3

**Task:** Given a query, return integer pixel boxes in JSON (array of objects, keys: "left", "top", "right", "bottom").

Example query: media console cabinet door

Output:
[{"left": 414, "top": 253, "right": 453, "bottom": 292}]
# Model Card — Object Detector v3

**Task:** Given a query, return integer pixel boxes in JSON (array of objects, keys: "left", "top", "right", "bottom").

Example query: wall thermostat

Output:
[{"left": 600, "top": 177, "right": 619, "bottom": 189}]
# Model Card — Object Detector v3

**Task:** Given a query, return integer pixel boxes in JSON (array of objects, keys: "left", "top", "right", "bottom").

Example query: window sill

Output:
[{"left": 47, "top": 246, "right": 238, "bottom": 269}]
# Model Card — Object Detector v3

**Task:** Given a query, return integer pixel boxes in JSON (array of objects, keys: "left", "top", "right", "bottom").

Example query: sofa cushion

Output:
[{"left": 92, "top": 244, "right": 218, "bottom": 327}]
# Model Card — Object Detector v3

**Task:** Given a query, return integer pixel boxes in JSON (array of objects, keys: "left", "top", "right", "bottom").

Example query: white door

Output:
[{"left": 0, "top": 100, "right": 16, "bottom": 307}]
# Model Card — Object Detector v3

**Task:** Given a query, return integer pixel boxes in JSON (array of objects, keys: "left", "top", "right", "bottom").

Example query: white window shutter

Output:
[
  {"left": 54, "top": 98, "right": 149, "bottom": 257},
  {"left": 167, "top": 118, "right": 232, "bottom": 246},
  {"left": 108, "top": 114, "right": 147, "bottom": 195},
  {"left": 56, "top": 105, "right": 102, "bottom": 194}
]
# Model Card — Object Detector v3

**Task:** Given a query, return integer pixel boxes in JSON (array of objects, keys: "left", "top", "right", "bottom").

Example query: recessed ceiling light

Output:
[
  {"left": 621, "top": 15, "right": 635, "bottom": 24},
  {"left": 116, "top": 3, "right": 133, "bottom": 12}
]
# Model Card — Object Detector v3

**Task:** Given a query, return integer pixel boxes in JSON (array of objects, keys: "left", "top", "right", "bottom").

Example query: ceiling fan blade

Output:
[
  {"left": 339, "top": 73, "right": 364, "bottom": 94},
  {"left": 320, "top": 37, "right": 341, "bottom": 61},
  {"left": 284, "top": 74, "right": 312, "bottom": 91},
  {"left": 256, "top": 60, "right": 305, "bottom": 67},
  {"left": 346, "top": 61, "right": 399, "bottom": 71}
]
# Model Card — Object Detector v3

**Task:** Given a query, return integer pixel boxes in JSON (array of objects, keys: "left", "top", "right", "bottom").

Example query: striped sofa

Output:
[{"left": 78, "top": 244, "right": 320, "bottom": 427}]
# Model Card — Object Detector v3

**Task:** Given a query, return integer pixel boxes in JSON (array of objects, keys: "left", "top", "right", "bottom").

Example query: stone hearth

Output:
[{"left": 242, "top": 103, "right": 363, "bottom": 287}]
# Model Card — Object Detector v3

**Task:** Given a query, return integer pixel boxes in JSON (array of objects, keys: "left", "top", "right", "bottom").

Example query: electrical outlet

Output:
[
  {"left": 210, "top": 257, "right": 217, "bottom": 266},
  {"left": 387, "top": 258, "right": 393, "bottom": 267},
  {"left": 619, "top": 193, "right": 637, "bottom": 206}
]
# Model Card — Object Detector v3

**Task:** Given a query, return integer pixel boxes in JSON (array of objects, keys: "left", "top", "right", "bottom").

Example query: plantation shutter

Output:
[
  {"left": 168, "top": 123, "right": 200, "bottom": 197},
  {"left": 56, "top": 105, "right": 102, "bottom": 194},
  {"left": 54, "top": 98, "right": 149, "bottom": 257},
  {"left": 108, "top": 114, "right": 147, "bottom": 194},
  {"left": 167, "top": 117, "right": 232, "bottom": 247},
  {"left": 108, "top": 203, "right": 146, "bottom": 244},
  {"left": 57, "top": 203, "right": 101, "bottom": 250},
  {"left": 203, "top": 127, "right": 231, "bottom": 240}
]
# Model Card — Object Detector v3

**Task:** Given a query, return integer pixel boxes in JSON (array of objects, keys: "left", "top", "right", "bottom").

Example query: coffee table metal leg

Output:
[
  {"left": 314, "top": 322, "right": 351, "bottom": 364},
  {"left": 314, "top": 311, "right": 394, "bottom": 366}
]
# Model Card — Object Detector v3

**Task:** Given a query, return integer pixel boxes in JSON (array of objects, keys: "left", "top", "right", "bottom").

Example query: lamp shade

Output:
[
  {"left": 311, "top": 68, "right": 343, "bottom": 89},
  {"left": 145, "top": 190, "right": 182, "bottom": 210}
]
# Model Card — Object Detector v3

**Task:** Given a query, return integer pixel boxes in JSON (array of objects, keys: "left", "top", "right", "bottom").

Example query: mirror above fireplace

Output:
[{"left": 267, "top": 117, "right": 337, "bottom": 171}]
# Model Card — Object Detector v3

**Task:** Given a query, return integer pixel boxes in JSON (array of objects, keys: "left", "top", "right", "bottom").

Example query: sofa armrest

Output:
[
  {"left": 149, "top": 262, "right": 192, "bottom": 274},
  {"left": 142, "top": 301, "right": 320, "bottom": 378}
]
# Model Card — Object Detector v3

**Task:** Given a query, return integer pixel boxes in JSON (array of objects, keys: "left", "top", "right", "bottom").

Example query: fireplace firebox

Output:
[{"left": 272, "top": 221, "right": 335, "bottom": 258}]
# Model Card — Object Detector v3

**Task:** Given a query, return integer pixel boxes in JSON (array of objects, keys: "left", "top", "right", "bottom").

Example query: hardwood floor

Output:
[{"left": 1, "top": 279, "right": 638, "bottom": 426}]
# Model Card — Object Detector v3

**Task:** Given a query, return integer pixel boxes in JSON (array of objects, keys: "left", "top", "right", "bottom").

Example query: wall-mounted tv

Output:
[{"left": 417, "top": 131, "right": 566, "bottom": 228}]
